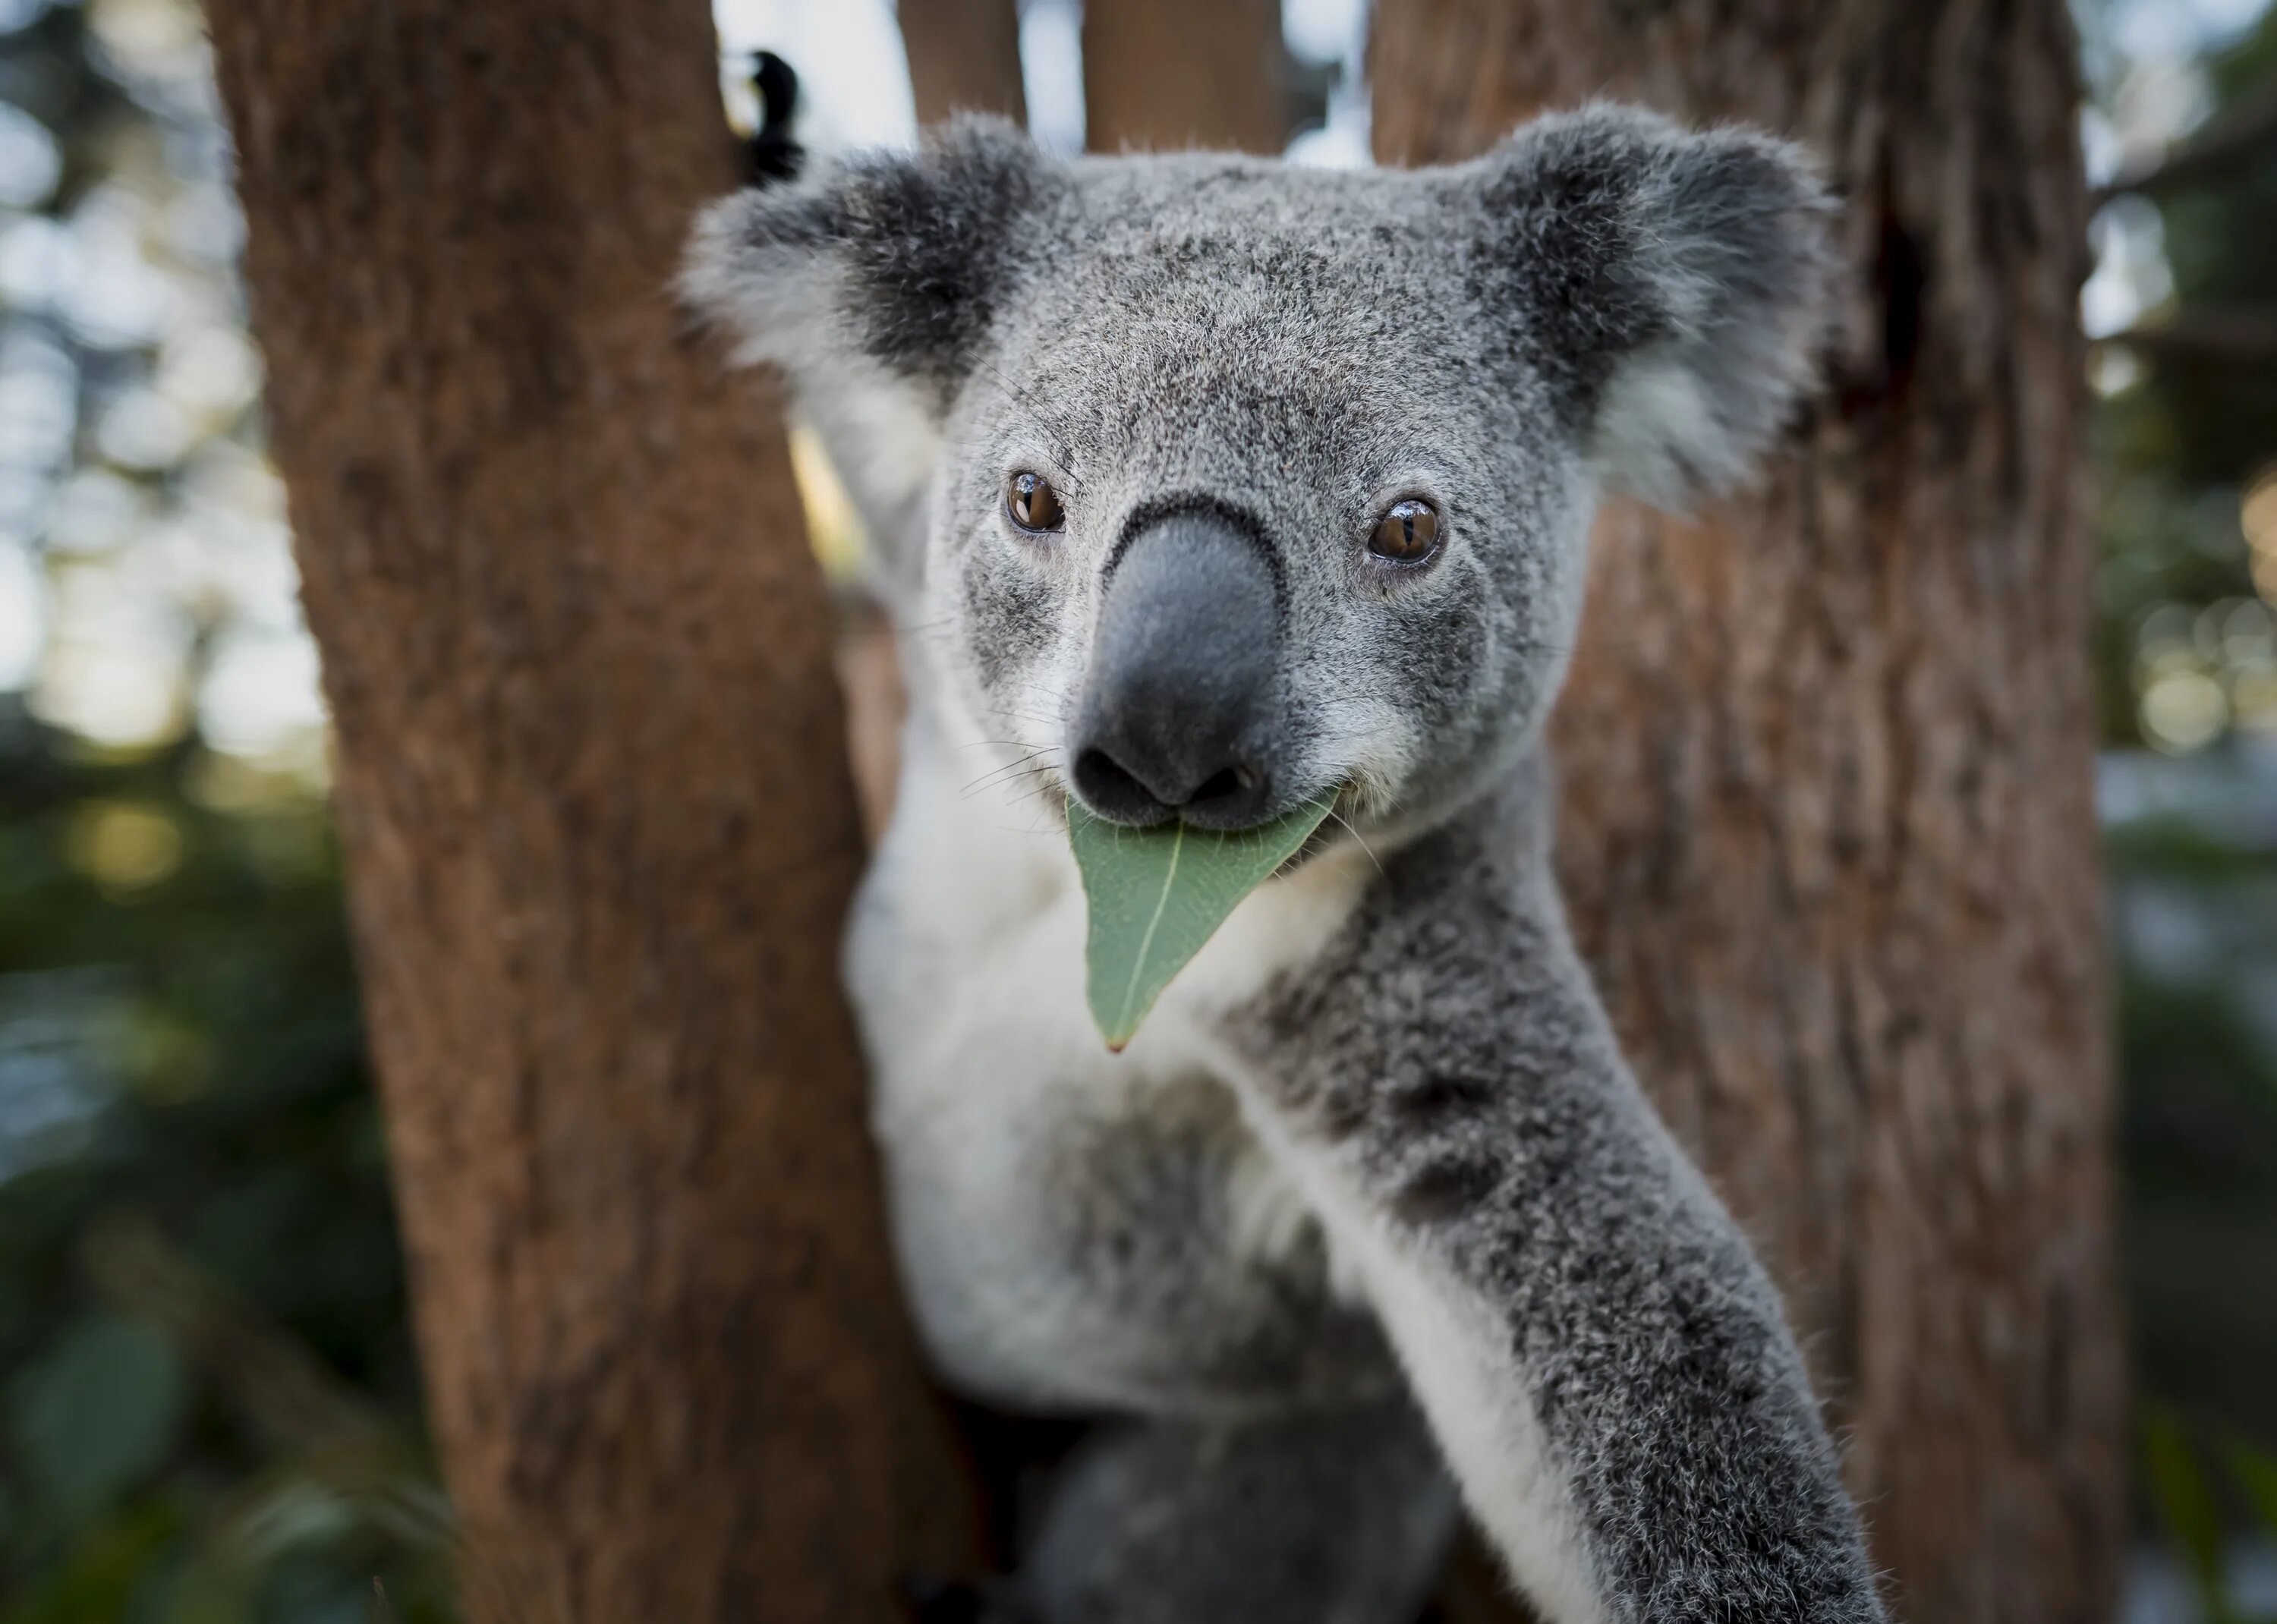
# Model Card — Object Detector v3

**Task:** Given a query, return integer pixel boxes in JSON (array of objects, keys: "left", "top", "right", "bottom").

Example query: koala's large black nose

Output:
[{"left": 1072, "top": 511, "right": 1281, "bottom": 829}]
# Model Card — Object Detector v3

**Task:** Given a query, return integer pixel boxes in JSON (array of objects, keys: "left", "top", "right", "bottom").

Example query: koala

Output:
[{"left": 685, "top": 103, "right": 1885, "bottom": 1624}]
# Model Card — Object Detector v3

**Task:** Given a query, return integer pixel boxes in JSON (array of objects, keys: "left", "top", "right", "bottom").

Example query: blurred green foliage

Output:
[
  {"left": 2090, "top": 7, "right": 2277, "bottom": 754},
  {"left": 0, "top": 705, "right": 451, "bottom": 1622},
  {"left": 2111, "top": 804, "right": 2277, "bottom": 1449},
  {"left": 2085, "top": 0, "right": 2277, "bottom": 1505},
  {"left": 2149, "top": 21, "right": 2277, "bottom": 488},
  {"left": 2145, "top": 1406, "right": 2277, "bottom": 1622}
]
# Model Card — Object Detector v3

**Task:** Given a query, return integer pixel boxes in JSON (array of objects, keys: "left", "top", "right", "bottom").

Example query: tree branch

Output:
[
  {"left": 2099, "top": 308, "right": 2277, "bottom": 365},
  {"left": 2096, "top": 83, "right": 2277, "bottom": 204}
]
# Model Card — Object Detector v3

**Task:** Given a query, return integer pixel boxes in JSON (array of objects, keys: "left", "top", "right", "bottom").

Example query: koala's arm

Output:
[{"left": 1231, "top": 803, "right": 1884, "bottom": 1624}]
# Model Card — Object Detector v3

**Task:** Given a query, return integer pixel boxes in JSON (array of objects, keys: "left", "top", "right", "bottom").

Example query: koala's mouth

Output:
[
  {"left": 1050, "top": 767, "right": 1360, "bottom": 876},
  {"left": 1281, "top": 801, "right": 1357, "bottom": 875}
]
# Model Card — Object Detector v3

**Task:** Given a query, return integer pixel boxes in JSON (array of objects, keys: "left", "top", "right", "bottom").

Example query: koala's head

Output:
[{"left": 685, "top": 105, "right": 1833, "bottom": 837}]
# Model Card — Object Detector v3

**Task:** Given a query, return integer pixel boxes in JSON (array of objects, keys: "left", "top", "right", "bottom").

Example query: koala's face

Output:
[{"left": 686, "top": 109, "right": 1831, "bottom": 837}]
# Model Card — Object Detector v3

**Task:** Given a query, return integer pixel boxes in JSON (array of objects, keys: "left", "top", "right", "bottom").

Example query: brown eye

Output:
[
  {"left": 1007, "top": 471, "right": 1065, "bottom": 533},
  {"left": 1368, "top": 498, "right": 1441, "bottom": 564}
]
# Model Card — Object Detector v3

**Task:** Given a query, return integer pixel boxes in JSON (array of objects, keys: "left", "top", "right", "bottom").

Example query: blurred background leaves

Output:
[
  {"left": 0, "top": 0, "right": 444, "bottom": 1612},
  {"left": 0, "top": 720, "right": 446, "bottom": 1624},
  {"left": 2143, "top": 1408, "right": 2277, "bottom": 1623},
  {"left": 0, "top": 0, "right": 2269, "bottom": 1619},
  {"left": 2080, "top": 2, "right": 2277, "bottom": 1533}
]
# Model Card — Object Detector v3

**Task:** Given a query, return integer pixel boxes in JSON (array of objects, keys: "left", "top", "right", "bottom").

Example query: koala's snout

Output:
[{"left": 1071, "top": 511, "right": 1283, "bottom": 830}]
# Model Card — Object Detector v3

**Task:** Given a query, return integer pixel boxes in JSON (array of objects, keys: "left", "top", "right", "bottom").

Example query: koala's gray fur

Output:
[{"left": 684, "top": 104, "right": 1884, "bottom": 1624}]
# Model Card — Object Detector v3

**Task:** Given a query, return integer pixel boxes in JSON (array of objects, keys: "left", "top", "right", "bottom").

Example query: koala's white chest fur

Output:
[{"left": 842, "top": 684, "right": 1381, "bottom": 1414}]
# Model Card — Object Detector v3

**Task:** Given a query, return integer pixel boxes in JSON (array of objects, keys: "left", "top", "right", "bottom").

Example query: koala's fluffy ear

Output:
[
  {"left": 683, "top": 115, "right": 1048, "bottom": 390},
  {"left": 681, "top": 116, "right": 1052, "bottom": 570},
  {"left": 1470, "top": 104, "right": 1838, "bottom": 509}
]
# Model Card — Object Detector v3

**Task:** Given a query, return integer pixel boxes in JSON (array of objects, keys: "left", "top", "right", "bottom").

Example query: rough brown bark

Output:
[
  {"left": 1082, "top": 0, "right": 1287, "bottom": 153},
  {"left": 206, "top": 6, "right": 982, "bottom": 1621},
  {"left": 1373, "top": 5, "right": 2122, "bottom": 1622},
  {"left": 902, "top": 0, "right": 1028, "bottom": 129}
]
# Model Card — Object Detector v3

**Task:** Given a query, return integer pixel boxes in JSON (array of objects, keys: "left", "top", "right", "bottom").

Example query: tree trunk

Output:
[
  {"left": 1082, "top": 0, "right": 1286, "bottom": 153},
  {"left": 1372, "top": 5, "right": 2122, "bottom": 1623},
  {"left": 206, "top": 6, "right": 983, "bottom": 1622},
  {"left": 902, "top": 0, "right": 1028, "bottom": 129}
]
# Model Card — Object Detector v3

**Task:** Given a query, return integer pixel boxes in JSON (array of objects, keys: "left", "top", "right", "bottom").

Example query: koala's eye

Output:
[
  {"left": 1368, "top": 498, "right": 1441, "bottom": 565},
  {"left": 1006, "top": 471, "right": 1066, "bottom": 533}
]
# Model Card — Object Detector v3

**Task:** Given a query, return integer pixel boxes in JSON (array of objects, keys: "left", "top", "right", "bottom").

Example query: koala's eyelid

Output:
[
  {"left": 999, "top": 455, "right": 1083, "bottom": 498},
  {"left": 1361, "top": 477, "right": 1453, "bottom": 529}
]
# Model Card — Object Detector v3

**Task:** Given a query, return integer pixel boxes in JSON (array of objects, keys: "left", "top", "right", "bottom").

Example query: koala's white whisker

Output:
[
  {"left": 958, "top": 760, "right": 1060, "bottom": 796},
  {"left": 986, "top": 706, "right": 1069, "bottom": 733},
  {"left": 991, "top": 809, "right": 1065, "bottom": 839},
  {"left": 975, "top": 780, "right": 1060, "bottom": 810},
  {"left": 999, "top": 766, "right": 1070, "bottom": 803},
  {"left": 1323, "top": 807, "right": 1387, "bottom": 878},
  {"left": 960, "top": 747, "right": 1061, "bottom": 798}
]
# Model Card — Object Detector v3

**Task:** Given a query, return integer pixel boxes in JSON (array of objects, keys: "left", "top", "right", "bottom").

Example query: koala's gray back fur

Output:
[{"left": 685, "top": 104, "right": 1880, "bottom": 1624}]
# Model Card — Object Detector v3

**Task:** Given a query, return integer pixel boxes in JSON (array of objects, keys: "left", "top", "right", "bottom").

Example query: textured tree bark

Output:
[
  {"left": 902, "top": 0, "right": 1028, "bottom": 129},
  {"left": 206, "top": 5, "right": 983, "bottom": 1621},
  {"left": 1373, "top": 5, "right": 2122, "bottom": 1623},
  {"left": 1082, "top": 0, "right": 1287, "bottom": 153}
]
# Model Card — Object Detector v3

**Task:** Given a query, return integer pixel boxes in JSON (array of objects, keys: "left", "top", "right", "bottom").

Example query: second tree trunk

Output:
[{"left": 1371, "top": 3, "right": 2123, "bottom": 1621}]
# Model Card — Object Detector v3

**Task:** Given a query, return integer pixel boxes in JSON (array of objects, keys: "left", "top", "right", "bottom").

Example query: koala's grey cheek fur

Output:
[
  {"left": 1375, "top": 559, "right": 1499, "bottom": 753},
  {"left": 1070, "top": 508, "right": 1287, "bottom": 829},
  {"left": 956, "top": 537, "right": 1061, "bottom": 696}
]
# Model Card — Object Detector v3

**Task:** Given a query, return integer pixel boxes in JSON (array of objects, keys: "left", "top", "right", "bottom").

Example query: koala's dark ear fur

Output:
[
  {"left": 1469, "top": 103, "right": 1838, "bottom": 508},
  {"left": 681, "top": 114, "right": 1052, "bottom": 403},
  {"left": 682, "top": 116, "right": 1053, "bottom": 593}
]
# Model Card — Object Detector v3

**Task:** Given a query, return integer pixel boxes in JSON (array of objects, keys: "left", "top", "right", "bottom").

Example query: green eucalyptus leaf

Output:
[{"left": 1069, "top": 796, "right": 1334, "bottom": 1050}]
